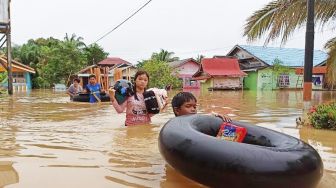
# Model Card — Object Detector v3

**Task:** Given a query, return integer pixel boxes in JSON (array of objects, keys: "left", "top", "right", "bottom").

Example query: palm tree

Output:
[
  {"left": 64, "top": 33, "right": 86, "bottom": 49},
  {"left": 196, "top": 54, "right": 205, "bottom": 63},
  {"left": 243, "top": 0, "right": 336, "bottom": 87},
  {"left": 151, "top": 49, "right": 179, "bottom": 62},
  {"left": 324, "top": 37, "right": 336, "bottom": 89}
]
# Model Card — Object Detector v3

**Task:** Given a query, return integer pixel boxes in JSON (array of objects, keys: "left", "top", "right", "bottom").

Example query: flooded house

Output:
[
  {"left": 99, "top": 58, "right": 137, "bottom": 85},
  {"left": 227, "top": 45, "right": 328, "bottom": 90},
  {"left": 192, "top": 57, "right": 247, "bottom": 90},
  {"left": 0, "top": 56, "right": 35, "bottom": 91},
  {"left": 169, "top": 58, "right": 201, "bottom": 89},
  {"left": 76, "top": 57, "right": 136, "bottom": 90}
]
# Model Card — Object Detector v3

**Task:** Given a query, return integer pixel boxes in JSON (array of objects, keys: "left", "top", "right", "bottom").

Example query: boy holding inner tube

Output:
[{"left": 171, "top": 92, "right": 232, "bottom": 122}]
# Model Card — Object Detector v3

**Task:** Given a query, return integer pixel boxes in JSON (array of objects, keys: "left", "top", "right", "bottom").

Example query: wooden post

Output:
[
  {"left": 80, "top": 77, "right": 83, "bottom": 88},
  {"left": 106, "top": 67, "right": 109, "bottom": 89},
  {"left": 127, "top": 67, "right": 130, "bottom": 80},
  {"left": 6, "top": 1, "right": 13, "bottom": 95}
]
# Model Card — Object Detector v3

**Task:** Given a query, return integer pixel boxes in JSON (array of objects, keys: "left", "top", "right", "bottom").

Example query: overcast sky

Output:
[{"left": 10, "top": 0, "right": 335, "bottom": 64}]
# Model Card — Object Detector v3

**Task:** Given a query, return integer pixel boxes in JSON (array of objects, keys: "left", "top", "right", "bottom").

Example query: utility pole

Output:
[
  {"left": 7, "top": 0, "right": 13, "bottom": 95},
  {"left": 1, "top": 0, "right": 12, "bottom": 94},
  {"left": 303, "top": 0, "right": 315, "bottom": 108}
]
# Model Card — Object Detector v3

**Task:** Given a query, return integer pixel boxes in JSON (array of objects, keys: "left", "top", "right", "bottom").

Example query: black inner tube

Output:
[
  {"left": 159, "top": 114, "right": 323, "bottom": 188},
  {"left": 73, "top": 92, "right": 110, "bottom": 102}
]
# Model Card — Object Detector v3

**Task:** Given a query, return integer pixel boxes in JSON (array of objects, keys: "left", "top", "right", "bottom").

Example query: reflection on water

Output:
[{"left": 0, "top": 89, "right": 336, "bottom": 187}]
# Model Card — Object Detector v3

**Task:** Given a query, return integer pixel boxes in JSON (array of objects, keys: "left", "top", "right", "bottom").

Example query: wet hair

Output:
[
  {"left": 73, "top": 78, "right": 80, "bottom": 83},
  {"left": 171, "top": 92, "right": 197, "bottom": 116},
  {"left": 89, "top": 74, "right": 96, "bottom": 79},
  {"left": 133, "top": 70, "right": 149, "bottom": 101}
]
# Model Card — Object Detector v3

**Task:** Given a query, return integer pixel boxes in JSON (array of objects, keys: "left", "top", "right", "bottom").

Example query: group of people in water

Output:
[
  {"left": 67, "top": 70, "right": 231, "bottom": 126},
  {"left": 67, "top": 75, "right": 104, "bottom": 103}
]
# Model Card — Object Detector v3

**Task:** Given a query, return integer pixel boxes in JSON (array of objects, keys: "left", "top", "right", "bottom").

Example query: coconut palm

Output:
[
  {"left": 324, "top": 37, "right": 336, "bottom": 88},
  {"left": 196, "top": 54, "right": 205, "bottom": 63},
  {"left": 64, "top": 33, "right": 86, "bottom": 49},
  {"left": 151, "top": 49, "right": 179, "bottom": 62},
  {"left": 243, "top": 0, "right": 336, "bottom": 87}
]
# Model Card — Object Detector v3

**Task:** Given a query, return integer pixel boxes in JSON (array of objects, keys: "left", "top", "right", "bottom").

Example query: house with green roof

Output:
[{"left": 227, "top": 45, "right": 328, "bottom": 90}]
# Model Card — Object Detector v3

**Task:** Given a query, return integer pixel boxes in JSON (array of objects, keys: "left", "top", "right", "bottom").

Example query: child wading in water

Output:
[
  {"left": 171, "top": 92, "right": 231, "bottom": 122},
  {"left": 109, "top": 70, "right": 156, "bottom": 126}
]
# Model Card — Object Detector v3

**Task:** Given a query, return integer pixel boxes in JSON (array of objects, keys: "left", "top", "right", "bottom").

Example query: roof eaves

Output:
[
  {"left": 237, "top": 45, "right": 271, "bottom": 66},
  {"left": 315, "top": 60, "right": 326, "bottom": 67}
]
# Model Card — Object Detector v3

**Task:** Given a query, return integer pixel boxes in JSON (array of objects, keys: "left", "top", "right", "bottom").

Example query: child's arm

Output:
[
  {"left": 211, "top": 112, "right": 232, "bottom": 122},
  {"left": 109, "top": 88, "right": 127, "bottom": 113},
  {"left": 66, "top": 87, "right": 74, "bottom": 97},
  {"left": 111, "top": 100, "right": 127, "bottom": 113}
]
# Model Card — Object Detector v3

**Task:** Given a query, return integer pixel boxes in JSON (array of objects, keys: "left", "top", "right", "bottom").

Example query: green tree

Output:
[
  {"left": 136, "top": 59, "right": 148, "bottom": 68},
  {"left": 272, "top": 58, "right": 291, "bottom": 88},
  {"left": 151, "top": 49, "right": 179, "bottom": 62},
  {"left": 272, "top": 58, "right": 291, "bottom": 76},
  {"left": 3, "top": 34, "right": 109, "bottom": 88},
  {"left": 16, "top": 41, "right": 41, "bottom": 66},
  {"left": 64, "top": 33, "right": 86, "bottom": 48},
  {"left": 141, "top": 60, "right": 181, "bottom": 88},
  {"left": 84, "top": 43, "right": 109, "bottom": 65},
  {"left": 0, "top": 72, "right": 7, "bottom": 83},
  {"left": 243, "top": 0, "right": 336, "bottom": 87}
]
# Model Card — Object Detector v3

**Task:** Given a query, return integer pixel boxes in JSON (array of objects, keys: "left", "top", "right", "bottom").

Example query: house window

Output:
[
  {"left": 278, "top": 74, "right": 290, "bottom": 87},
  {"left": 184, "top": 78, "right": 191, "bottom": 86},
  {"left": 13, "top": 72, "right": 24, "bottom": 78},
  {"left": 312, "top": 76, "right": 322, "bottom": 86},
  {"left": 190, "top": 80, "right": 197, "bottom": 86}
]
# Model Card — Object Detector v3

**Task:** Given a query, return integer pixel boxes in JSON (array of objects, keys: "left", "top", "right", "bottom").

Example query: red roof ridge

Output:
[
  {"left": 193, "top": 57, "right": 246, "bottom": 78},
  {"left": 97, "top": 57, "right": 131, "bottom": 66}
]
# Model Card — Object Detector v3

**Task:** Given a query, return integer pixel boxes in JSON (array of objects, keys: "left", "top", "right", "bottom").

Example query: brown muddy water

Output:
[{"left": 0, "top": 89, "right": 335, "bottom": 188}]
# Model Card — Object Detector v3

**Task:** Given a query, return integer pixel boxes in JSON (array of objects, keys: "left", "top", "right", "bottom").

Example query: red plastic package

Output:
[{"left": 217, "top": 122, "right": 247, "bottom": 142}]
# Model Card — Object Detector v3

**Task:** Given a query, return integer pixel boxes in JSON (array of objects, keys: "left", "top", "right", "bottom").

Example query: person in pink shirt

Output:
[{"left": 109, "top": 70, "right": 155, "bottom": 126}]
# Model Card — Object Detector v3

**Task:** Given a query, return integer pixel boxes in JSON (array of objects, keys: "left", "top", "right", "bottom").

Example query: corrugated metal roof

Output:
[
  {"left": 195, "top": 57, "right": 247, "bottom": 77},
  {"left": 97, "top": 57, "right": 131, "bottom": 66},
  {"left": 239, "top": 45, "right": 328, "bottom": 67},
  {"left": 169, "top": 58, "right": 198, "bottom": 68},
  {"left": 0, "top": 56, "right": 36, "bottom": 73}
]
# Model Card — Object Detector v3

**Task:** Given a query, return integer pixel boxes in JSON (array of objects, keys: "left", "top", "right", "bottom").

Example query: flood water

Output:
[{"left": 0, "top": 89, "right": 336, "bottom": 188}]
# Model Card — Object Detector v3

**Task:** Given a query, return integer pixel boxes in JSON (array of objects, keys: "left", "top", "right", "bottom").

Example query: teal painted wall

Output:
[{"left": 25, "top": 73, "right": 32, "bottom": 89}]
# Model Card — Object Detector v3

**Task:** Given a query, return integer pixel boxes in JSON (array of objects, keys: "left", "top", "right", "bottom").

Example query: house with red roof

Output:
[
  {"left": 193, "top": 57, "right": 247, "bottom": 90},
  {"left": 97, "top": 57, "right": 132, "bottom": 67},
  {"left": 169, "top": 58, "right": 201, "bottom": 89}
]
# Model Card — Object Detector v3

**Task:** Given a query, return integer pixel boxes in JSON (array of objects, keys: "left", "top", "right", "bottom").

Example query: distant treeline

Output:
[{"left": 1, "top": 33, "right": 108, "bottom": 88}]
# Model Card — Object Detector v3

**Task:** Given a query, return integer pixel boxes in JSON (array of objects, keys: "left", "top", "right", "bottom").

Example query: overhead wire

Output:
[{"left": 93, "top": 0, "right": 153, "bottom": 44}]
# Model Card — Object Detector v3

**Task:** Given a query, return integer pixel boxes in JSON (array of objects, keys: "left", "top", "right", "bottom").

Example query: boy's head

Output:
[
  {"left": 88, "top": 74, "right": 96, "bottom": 85},
  {"left": 73, "top": 78, "right": 80, "bottom": 86},
  {"left": 171, "top": 92, "right": 197, "bottom": 116}
]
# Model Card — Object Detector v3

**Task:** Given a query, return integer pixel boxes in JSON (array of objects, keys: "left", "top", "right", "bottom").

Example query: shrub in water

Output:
[{"left": 308, "top": 103, "right": 336, "bottom": 130}]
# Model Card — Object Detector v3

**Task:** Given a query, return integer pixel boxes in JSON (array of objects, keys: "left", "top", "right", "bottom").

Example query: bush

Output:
[{"left": 308, "top": 103, "right": 336, "bottom": 130}]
